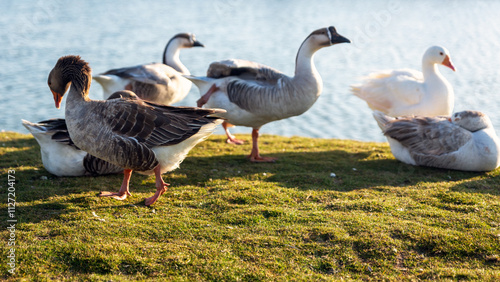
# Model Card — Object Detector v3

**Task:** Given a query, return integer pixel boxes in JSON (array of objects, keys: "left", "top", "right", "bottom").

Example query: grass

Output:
[{"left": 0, "top": 131, "right": 499, "bottom": 281}]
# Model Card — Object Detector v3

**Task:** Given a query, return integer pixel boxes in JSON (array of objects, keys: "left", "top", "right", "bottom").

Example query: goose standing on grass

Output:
[
  {"left": 48, "top": 55, "right": 224, "bottom": 206},
  {"left": 93, "top": 33, "right": 204, "bottom": 105},
  {"left": 373, "top": 111, "right": 500, "bottom": 172},
  {"left": 186, "top": 26, "right": 350, "bottom": 162},
  {"left": 351, "top": 46, "right": 456, "bottom": 117},
  {"left": 22, "top": 91, "right": 138, "bottom": 177}
]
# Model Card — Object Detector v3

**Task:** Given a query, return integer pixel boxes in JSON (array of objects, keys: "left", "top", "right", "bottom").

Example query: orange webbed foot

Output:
[{"left": 144, "top": 183, "right": 169, "bottom": 206}]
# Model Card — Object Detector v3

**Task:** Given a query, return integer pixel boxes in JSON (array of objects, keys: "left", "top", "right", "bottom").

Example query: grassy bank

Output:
[{"left": 0, "top": 131, "right": 499, "bottom": 281}]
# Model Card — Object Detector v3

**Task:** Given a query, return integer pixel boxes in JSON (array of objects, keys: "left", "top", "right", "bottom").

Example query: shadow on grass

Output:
[
  {"left": 179, "top": 150, "right": 485, "bottom": 192},
  {"left": 0, "top": 135, "right": 40, "bottom": 169},
  {"left": 448, "top": 172, "right": 500, "bottom": 196},
  {"left": 0, "top": 133, "right": 494, "bottom": 212}
]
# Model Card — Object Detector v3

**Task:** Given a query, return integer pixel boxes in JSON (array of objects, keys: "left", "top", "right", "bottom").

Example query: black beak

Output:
[
  {"left": 193, "top": 40, "right": 205, "bottom": 47},
  {"left": 328, "top": 26, "right": 351, "bottom": 44}
]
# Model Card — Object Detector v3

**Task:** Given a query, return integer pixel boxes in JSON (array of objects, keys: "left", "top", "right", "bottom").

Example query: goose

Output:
[
  {"left": 48, "top": 55, "right": 224, "bottom": 205},
  {"left": 22, "top": 91, "right": 138, "bottom": 177},
  {"left": 93, "top": 33, "right": 204, "bottom": 105},
  {"left": 373, "top": 110, "right": 500, "bottom": 171},
  {"left": 186, "top": 26, "right": 350, "bottom": 162},
  {"left": 351, "top": 46, "right": 456, "bottom": 117}
]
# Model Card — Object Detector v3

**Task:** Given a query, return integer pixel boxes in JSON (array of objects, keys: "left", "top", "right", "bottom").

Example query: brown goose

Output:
[
  {"left": 48, "top": 55, "right": 224, "bottom": 205},
  {"left": 93, "top": 33, "right": 204, "bottom": 105},
  {"left": 186, "top": 26, "right": 350, "bottom": 162},
  {"left": 22, "top": 91, "right": 138, "bottom": 177}
]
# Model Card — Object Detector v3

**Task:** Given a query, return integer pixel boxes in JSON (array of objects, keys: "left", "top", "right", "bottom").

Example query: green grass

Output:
[{"left": 1, "top": 131, "right": 499, "bottom": 281}]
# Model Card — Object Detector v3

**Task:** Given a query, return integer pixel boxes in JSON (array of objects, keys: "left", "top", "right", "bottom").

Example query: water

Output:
[{"left": 2, "top": 0, "right": 500, "bottom": 142}]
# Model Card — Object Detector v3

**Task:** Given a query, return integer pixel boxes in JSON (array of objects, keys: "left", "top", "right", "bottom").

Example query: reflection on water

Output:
[{"left": 1, "top": 0, "right": 500, "bottom": 142}]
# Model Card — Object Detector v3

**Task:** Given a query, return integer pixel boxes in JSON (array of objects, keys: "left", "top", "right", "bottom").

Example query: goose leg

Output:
[
  {"left": 223, "top": 121, "right": 245, "bottom": 145},
  {"left": 247, "top": 128, "right": 277, "bottom": 162},
  {"left": 144, "top": 166, "right": 170, "bottom": 206},
  {"left": 197, "top": 84, "right": 218, "bottom": 107},
  {"left": 99, "top": 169, "right": 133, "bottom": 200}
]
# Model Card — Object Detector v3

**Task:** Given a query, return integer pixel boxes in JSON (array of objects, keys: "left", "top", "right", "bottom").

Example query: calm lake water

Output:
[{"left": 2, "top": 0, "right": 500, "bottom": 142}]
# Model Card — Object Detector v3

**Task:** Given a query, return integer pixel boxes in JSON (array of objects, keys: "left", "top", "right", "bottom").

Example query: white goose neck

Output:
[
  {"left": 294, "top": 38, "right": 321, "bottom": 81},
  {"left": 163, "top": 39, "right": 189, "bottom": 74},
  {"left": 422, "top": 59, "right": 441, "bottom": 82}
]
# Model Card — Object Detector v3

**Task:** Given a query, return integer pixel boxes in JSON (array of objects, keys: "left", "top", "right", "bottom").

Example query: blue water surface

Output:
[{"left": 1, "top": 0, "right": 499, "bottom": 142}]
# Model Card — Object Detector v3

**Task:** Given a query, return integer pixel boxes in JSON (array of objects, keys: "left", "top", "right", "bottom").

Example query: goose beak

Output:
[
  {"left": 442, "top": 55, "right": 456, "bottom": 71},
  {"left": 193, "top": 40, "right": 205, "bottom": 47},
  {"left": 332, "top": 34, "right": 351, "bottom": 45},
  {"left": 51, "top": 90, "right": 63, "bottom": 109},
  {"left": 328, "top": 26, "right": 351, "bottom": 45}
]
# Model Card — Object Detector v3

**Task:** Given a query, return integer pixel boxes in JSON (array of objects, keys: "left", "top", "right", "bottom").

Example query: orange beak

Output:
[
  {"left": 442, "top": 55, "right": 456, "bottom": 71},
  {"left": 51, "top": 90, "right": 63, "bottom": 109}
]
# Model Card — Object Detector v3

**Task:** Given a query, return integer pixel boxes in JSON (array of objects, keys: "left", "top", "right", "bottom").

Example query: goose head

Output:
[
  {"left": 296, "top": 26, "right": 350, "bottom": 59},
  {"left": 47, "top": 55, "right": 91, "bottom": 109},
  {"left": 423, "top": 46, "right": 455, "bottom": 71},
  {"left": 163, "top": 33, "right": 205, "bottom": 71},
  {"left": 163, "top": 33, "right": 204, "bottom": 54},
  {"left": 450, "top": 110, "right": 491, "bottom": 132},
  {"left": 307, "top": 26, "right": 351, "bottom": 50},
  {"left": 176, "top": 33, "right": 204, "bottom": 48}
]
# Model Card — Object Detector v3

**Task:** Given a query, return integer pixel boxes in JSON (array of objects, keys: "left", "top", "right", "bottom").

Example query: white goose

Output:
[
  {"left": 351, "top": 46, "right": 456, "bottom": 117},
  {"left": 373, "top": 110, "right": 500, "bottom": 172},
  {"left": 48, "top": 55, "right": 224, "bottom": 205},
  {"left": 186, "top": 26, "right": 350, "bottom": 162},
  {"left": 22, "top": 91, "right": 138, "bottom": 177},
  {"left": 93, "top": 33, "right": 204, "bottom": 105},
  {"left": 23, "top": 118, "right": 124, "bottom": 177}
]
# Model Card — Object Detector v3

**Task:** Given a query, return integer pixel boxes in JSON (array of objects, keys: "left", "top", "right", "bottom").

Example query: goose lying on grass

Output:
[
  {"left": 373, "top": 110, "right": 500, "bottom": 171},
  {"left": 186, "top": 26, "right": 350, "bottom": 162},
  {"left": 352, "top": 46, "right": 455, "bottom": 117},
  {"left": 48, "top": 55, "right": 224, "bottom": 205},
  {"left": 93, "top": 33, "right": 204, "bottom": 105}
]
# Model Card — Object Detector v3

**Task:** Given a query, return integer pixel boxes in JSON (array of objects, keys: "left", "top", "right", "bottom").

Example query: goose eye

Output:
[{"left": 439, "top": 52, "right": 444, "bottom": 56}]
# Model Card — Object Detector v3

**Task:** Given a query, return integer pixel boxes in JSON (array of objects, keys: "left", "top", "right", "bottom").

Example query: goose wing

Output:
[
  {"left": 207, "top": 59, "right": 286, "bottom": 85},
  {"left": 383, "top": 116, "right": 473, "bottom": 163},
  {"left": 102, "top": 63, "right": 172, "bottom": 86},
  {"left": 382, "top": 69, "right": 425, "bottom": 105},
  {"left": 353, "top": 69, "right": 425, "bottom": 111},
  {"left": 32, "top": 118, "right": 79, "bottom": 148},
  {"left": 207, "top": 59, "right": 291, "bottom": 114},
  {"left": 92, "top": 99, "right": 222, "bottom": 170}
]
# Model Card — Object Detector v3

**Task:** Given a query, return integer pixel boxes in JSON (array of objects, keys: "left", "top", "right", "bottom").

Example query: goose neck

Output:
[
  {"left": 294, "top": 38, "right": 320, "bottom": 78},
  {"left": 293, "top": 39, "right": 322, "bottom": 94},
  {"left": 65, "top": 66, "right": 91, "bottom": 100},
  {"left": 163, "top": 40, "right": 189, "bottom": 74},
  {"left": 422, "top": 60, "right": 441, "bottom": 82}
]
